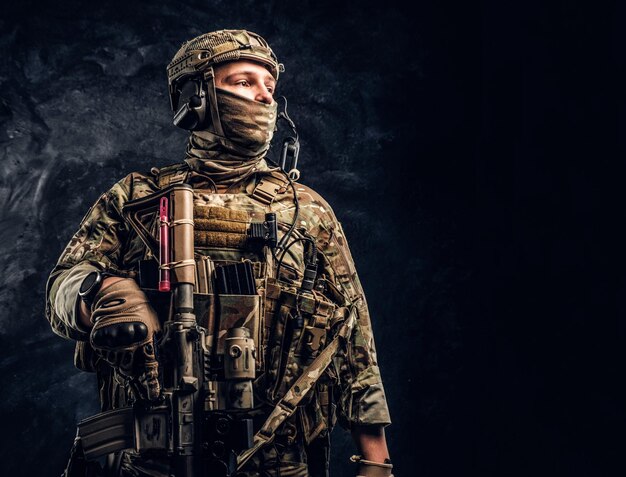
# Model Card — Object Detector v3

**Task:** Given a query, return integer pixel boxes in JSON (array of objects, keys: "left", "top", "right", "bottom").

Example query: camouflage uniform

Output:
[{"left": 46, "top": 156, "right": 391, "bottom": 476}]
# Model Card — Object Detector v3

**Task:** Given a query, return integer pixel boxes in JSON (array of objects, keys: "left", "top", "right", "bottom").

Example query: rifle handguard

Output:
[{"left": 350, "top": 455, "right": 394, "bottom": 477}]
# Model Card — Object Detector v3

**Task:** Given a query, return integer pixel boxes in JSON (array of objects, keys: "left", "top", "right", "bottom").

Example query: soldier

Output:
[{"left": 46, "top": 30, "right": 392, "bottom": 477}]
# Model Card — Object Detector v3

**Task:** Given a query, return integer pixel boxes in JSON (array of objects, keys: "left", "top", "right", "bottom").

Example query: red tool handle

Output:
[{"left": 159, "top": 196, "right": 170, "bottom": 292}]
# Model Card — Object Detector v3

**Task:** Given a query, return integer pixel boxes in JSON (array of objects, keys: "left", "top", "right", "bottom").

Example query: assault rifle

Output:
[{"left": 69, "top": 184, "right": 266, "bottom": 477}]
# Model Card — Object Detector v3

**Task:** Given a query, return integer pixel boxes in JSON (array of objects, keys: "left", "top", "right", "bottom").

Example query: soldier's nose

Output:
[{"left": 256, "top": 88, "right": 273, "bottom": 104}]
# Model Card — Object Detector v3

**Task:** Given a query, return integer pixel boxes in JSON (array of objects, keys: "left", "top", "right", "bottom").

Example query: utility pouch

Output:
[
  {"left": 212, "top": 294, "right": 263, "bottom": 371},
  {"left": 195, "top": 254, "right": 215, "bottom": 294},
  {"left": 194, "top": 293, "right": 263, "bottom": 373},
  {"left": 299, "top": 384, "right": 336, "bottom": 444},
  {"left": 264, "top": 279, "right": 336, "bottom": 403}
]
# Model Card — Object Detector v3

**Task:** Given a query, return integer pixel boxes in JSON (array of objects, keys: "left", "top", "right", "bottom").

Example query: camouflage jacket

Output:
[{"left": 45, "top": 158, "right": 391, "bottom": 440}]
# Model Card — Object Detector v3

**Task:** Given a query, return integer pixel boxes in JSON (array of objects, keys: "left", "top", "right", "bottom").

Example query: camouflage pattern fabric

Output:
[
  {"left": 184, "top": 88, "right": 279, "bottom": 180},
  {"left": 45, "top": 157, "right": 391, "bottom": 473},
  {"left": 214, "top": 88, "right": 277, "bottom": 156}
]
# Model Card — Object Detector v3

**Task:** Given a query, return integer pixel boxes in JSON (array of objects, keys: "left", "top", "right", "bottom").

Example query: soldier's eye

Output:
[{"left": 236, "top": 80, "right": 250, "bottom": 87}]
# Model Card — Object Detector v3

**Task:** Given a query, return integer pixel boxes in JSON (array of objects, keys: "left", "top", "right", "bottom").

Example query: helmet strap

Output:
[{"left": 203, "top": 66, "right": 226, "bottom": 137}]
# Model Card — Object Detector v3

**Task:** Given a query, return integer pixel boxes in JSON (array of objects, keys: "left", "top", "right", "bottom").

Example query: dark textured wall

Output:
[{"left": 1, "top": 1, "right": 624, "bottom": 476}]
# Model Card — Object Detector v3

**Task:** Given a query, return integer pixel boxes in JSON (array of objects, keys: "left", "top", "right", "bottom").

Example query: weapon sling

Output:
[{"left": 236, "top": 304, "right": 357, "bottom": 470}]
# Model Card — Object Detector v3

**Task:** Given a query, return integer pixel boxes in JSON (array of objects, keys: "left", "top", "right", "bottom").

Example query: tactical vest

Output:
[
  {"left": 87, "top": 162, "right": 342, "bottom": 447},
  {"left": 63, "top": 160, "right": 369, "bottom": 477}
]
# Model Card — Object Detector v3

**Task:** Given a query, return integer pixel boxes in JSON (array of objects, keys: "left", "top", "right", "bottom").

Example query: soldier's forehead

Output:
[{"left": 215, "top": 60, "right": 276, "bottom": 80}]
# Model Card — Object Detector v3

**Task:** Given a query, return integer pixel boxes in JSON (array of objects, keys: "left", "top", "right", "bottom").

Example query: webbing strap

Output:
[
  {"left": 155, "top": 164, "right": 189, "bottom": 188},
  {"left": 236, "top": 306, "right": 357, "bottom": 470},
  {"left": 250, "top": 174, "right": 288, "bottom": 205}
]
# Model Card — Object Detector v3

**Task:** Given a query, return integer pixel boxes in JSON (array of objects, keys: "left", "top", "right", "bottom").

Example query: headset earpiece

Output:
[{"left": 172, "top": 78, "right": 207, "bottom": 131}]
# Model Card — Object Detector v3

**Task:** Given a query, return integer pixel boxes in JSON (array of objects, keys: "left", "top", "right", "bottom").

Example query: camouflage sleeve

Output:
[
  {"left": 295, "top": 185, "right": 392, "bottom": 430},
  {"left": 45, "top": 175, "right": 135, "bottom": 341}
]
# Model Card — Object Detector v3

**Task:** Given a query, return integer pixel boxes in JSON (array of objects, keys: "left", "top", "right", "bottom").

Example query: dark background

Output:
[{"left": 0, "top": 0, "right": 624, "bottom": 476}]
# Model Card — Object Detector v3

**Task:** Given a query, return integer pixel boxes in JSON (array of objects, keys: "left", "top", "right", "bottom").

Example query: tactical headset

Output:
[{"left": 172, "top": 76, "right": 207, "bottom": 131}]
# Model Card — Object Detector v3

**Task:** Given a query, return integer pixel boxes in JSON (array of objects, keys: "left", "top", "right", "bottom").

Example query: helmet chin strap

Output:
[
  {"left": 202, "top": 66, "right": 226, "bottom": 137},
  {"left": 195, "top": 67, "right": 262, "bottom": 157}
]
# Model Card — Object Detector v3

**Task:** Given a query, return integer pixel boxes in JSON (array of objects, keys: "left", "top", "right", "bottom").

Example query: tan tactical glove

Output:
[
  {"left": 350, "top": 455, "right": 394, "bottom": 477},
  {"left": 89, "top": 278, "right": 161, "bottom": 401}
]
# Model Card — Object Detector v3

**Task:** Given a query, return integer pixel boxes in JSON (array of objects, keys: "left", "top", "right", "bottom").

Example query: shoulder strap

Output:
[
  {"left": 236, "top": 305, "right": 357, "bottom": 471},
  {"left": 250, "top": 171, "right": 289, "bottom": 206},
  {"left": 151, "top": 163, "right": 190, "bottom": 189}
]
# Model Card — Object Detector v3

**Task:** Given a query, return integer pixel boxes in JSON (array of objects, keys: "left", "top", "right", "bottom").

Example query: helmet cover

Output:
[{"left": 167, "top": 29, "right": 282, "bottom": 111}]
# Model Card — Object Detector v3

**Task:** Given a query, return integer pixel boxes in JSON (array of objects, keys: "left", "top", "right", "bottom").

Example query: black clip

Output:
[
  {"left": 277, "top": 97, "right": 301, "bottom": 181},
  {"left": 248, "top": 213, "right": 278, "bottom": 249}
]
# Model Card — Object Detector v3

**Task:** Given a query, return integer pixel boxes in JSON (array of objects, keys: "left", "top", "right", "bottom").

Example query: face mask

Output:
[{"left": 214, "top": 88, "right": 278, "bottom": 157}]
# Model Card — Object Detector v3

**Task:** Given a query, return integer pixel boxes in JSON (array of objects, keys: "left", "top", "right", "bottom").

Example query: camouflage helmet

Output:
[{"left": 167, "top": 29, "right": 282, "bottom": 111}]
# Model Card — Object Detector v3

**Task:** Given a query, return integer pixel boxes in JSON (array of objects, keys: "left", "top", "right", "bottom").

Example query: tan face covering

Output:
[
  {"left": 185, "top": 88, "right": 279, "bottom": 188},
  {"left": 215, "top": 88, "right": 278, "bottom": 156}
]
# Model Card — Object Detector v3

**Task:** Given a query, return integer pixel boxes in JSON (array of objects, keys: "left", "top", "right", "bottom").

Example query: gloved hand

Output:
[{"left": 89, "top": 278, "right": 161, "bottom": 401}]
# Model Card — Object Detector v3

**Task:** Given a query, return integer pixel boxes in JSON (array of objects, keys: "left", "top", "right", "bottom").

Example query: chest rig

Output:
[
  {"left": 75, "top": 163, "right": 354, "bottom": 477},
  {"left": 169, "top": 165, "right": 334, "bottom": 387},
  {"left": 119, "top": 163, "right": 340, "bottom": 470},
  {"left": 149, "top": 162, "right": 315, "bottom": 380}
]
